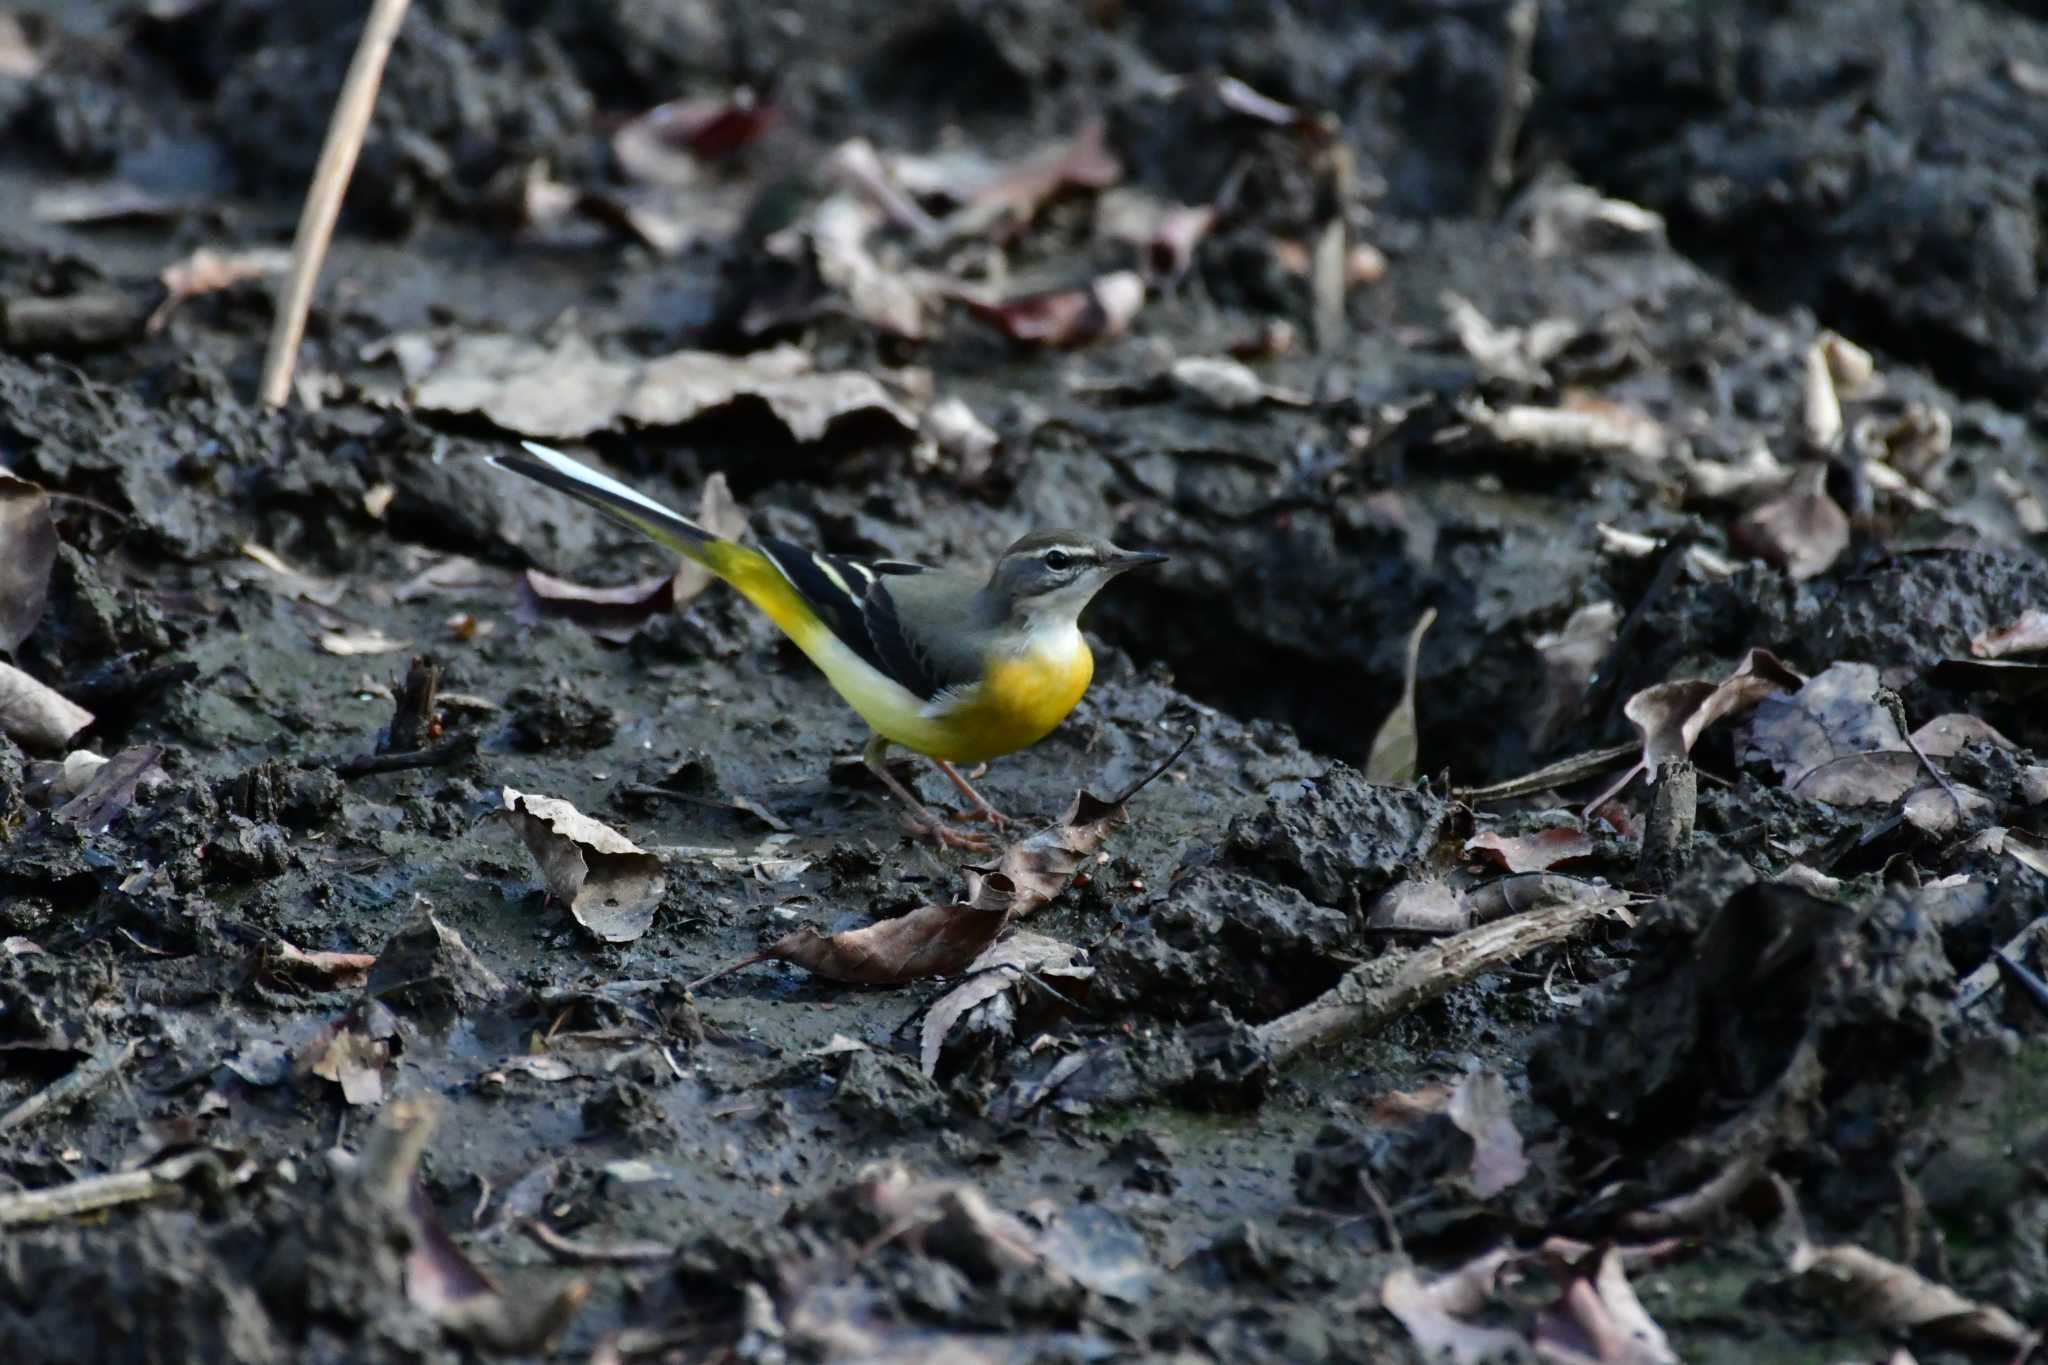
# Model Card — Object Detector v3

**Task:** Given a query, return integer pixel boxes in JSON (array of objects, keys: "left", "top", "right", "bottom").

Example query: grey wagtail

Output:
[{"left": 489, "top": 441, "right": 1166, "bottom": 850}]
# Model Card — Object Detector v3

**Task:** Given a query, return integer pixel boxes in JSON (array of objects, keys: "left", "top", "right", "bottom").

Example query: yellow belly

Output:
[{"left": 923, "top": 644, "right": 1095, "bottom": 763}]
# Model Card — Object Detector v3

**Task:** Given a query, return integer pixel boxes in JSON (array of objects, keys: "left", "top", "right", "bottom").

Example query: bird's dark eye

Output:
[{"left": 1043, "top": 549, "right": 1072, "bottom": 572}]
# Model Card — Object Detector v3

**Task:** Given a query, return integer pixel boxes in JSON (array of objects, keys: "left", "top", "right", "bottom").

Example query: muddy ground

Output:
[{"left": 6, "top": 1, "right": 2048, "bottom": 1361}]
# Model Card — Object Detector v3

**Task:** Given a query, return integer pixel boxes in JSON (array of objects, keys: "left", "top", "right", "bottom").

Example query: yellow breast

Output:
[{"left": 928, "top": 634, "right": 1095, "bottom": 764}]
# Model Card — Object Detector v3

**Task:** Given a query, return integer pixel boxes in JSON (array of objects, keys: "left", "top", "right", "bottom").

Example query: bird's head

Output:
[{"left": 986, "top": 531, "right": 1167, "bottom": 629}]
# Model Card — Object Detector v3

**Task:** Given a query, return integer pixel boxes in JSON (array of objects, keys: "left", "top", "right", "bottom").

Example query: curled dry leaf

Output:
[
  {"left": 1735, "top": 466, "right": 1850, "bottom": 580},
  {"left": 1518, "top": 181, "right": 1665, "bottom": 258},
  {"left": 0, "top": 474, "right": 57, "bottom": 651},
  {"left": 387, "top": 334, "right": 918, "bottom": 444},
  {"left": 256, "top": 939, "right": 379, "bottom": 992},
  {"left": 955, "top": 271, "right": 1145, "bottom": 348},
  {"left": 1366, "top": 607, "right": 1436, "bottom": 783},
  {"left": 919, "top": 120, "right": 1122, "bottom": 241},
  {"left": 1097, "top": 188, "right": 1217, "bottom": 280},
  {"left": 1466, "top": 825, "right": 1598, "bottom": 874},
  {"left": 613, "top": 88, "right": 775, "bottom": 188},
  {"left": 1367, "top": 879, "right": 1471, "bottom": 933},
  {"left": 1800, "top": 337, "right": 1843, "bottom": 450},
  {"left": 1446, "top": 1072, "right": 1529, "bottom": 1198},
  {"left": 295, "top": 1000, "right": 398, "bottom": 1107},
  {"left": 920, "top": 931, "right": 1088, "bottom": 1076},
  {"left": 1971, "top": 608, "right": 2048, "bottom": 659},
  {"left": 318, "top": 629, "right": 412, "bottom": 657},
  {"left": 518, "top": 472, "right": 744, "bottom": 642},
  {"left": 148, "top": 246, "right": 292, "bottom": 334},
  {"left": 1168, "top": 356, "right": 1310, "bottom": 412},
  {"left": 917, "top": 396, "right": 1000, "bottom": 481},
  {"left": 500, "top": 788, "right": 668, "bottom": 943},
  {"left": 1782, "top": 1211, "right": 2028, "bottom": 1347},
  {"left": 1589, "top": 648, "right": 1803, "bottom": 815},
  {"left": 1444, "top": 293, "right": 1577, "bottom": 387},
  {"left": 691, "top": 787, "right": 1131, "bottom": 989},
  {"left": 1453, "top": 397, "right": 1668, "bottom": 466},
  {"left": 0, "top": 660, "right": 94, "bottom": 755},
  {"left": 810, "top": 194, "right": 930, "bottom": 339}
]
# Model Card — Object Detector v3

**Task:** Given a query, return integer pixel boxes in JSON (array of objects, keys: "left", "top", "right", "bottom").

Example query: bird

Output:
[{"left": 488, "top": 441, "right": 1167, "bottom": 850}]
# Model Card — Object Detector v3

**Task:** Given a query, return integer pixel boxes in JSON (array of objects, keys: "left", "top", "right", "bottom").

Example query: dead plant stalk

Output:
[{"left": 258, "top": 0, "right": 412, "bottom": 408}]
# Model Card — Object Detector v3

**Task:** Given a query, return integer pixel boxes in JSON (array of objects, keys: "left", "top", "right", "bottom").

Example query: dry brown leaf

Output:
[
  {"left": 148, "top": 246, "right": 292, "bottom": 334},
  {"left": 0, "top": 475, "right": 57, "bottom": 652},
  {"left": 389, "top": 334, "right": 917, "bottom": 443},
  {"left": 257, "top": 939, "right": 378, "bottom": 992},
  {"left": 1366, "top": 879, "right": 1471, "bottom": 933},
  {"left": 809, "top": 194, "right": 931, "bottom": 339},
  {"left": 1380, "top": 1250, "right": 1527, "bottom": 1365},
  {"left": 1366, "top": 607, "right": 1436, "bottom": 783},
  {"left": 613, "top": 89, "right": 775, "bottom": 188},
  {"left": 1971, "top": 608, "right": 2048, "bottom": 659},
  {"left": 1528, "top": 601, "right": 1622, "bottom": 751},
  {"left": 236, "top": 541, "right": 347, "bottom": 606},
  {"left": 1740, "top": 661, "right": 1902, "bottom": 785},
  {"left": 1789, "top": 1239, "right": 2029, "bottom": 1348},
  {"left": 1910, "top": 713, "right": 2014, "bottom": 758},
  {"left": 1168, "top": 356, "right": 1310, "bottom": 411},
  {"left": 1456, "top": 397, "right": 1668, "bottom": 465},
  {"left": 1626, "top": 648, "right": 1804, "bottom": 770},
  {"left": 1097, "top": 188, "right": 1217, "bottom": 280},
  {"left": 1534, "top": 1245, "right": 1680, "bottom": 1364},
  {"left": 0, "top": 660, "right": 93, "bottom": 754},
  {"left": 500, "top": 788, "right": 667, "bottom": 943},
  {"left": 296, "top": 1003, "right": 397, "bottom": 1107},
  {"left": 955, "top": 271, "right": 1145, "bottom": 348},
  {"left": 1446, "top": 1072, "right": 1528, "bottom": 1198},
  {"left": 692, "top": 787, "right": 1132, "bottom": 988},
  {"left": 1466, "top": 826, "right": 1598, "bottom": 874},
  {"left": 1735, "top": 467, "right": 1850, "bottom": 580},
  {"left": 919, "top": 931, "right": 1087, "bottom": 1076},
  {"left": 318, "top": 629, "right": 412, "bottom": 657},
  {"left": 52, "top": 745, "right": 166, "bottom": 834},
  {"left": 920, "top": 121, "right": 1122, "bottom": 242}
]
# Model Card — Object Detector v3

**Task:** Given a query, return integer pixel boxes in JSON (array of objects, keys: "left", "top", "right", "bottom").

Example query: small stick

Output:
[
  {"left": 1255, "top": 888, "right": 1629, "bottom": 1066},
  {"left": 0, "top": 1039, "right": 138, "bottom": 1133},
  {"left": 335, "top": 729, "right": 476, "bottom": 778},
  {"left": 0, "top": 1150, "right": 238, "bottom": 1228},
  {"left": 258, "top": 0, "right": 412, "bottom": 408},
  {"left": 1455, "top": 743, "right": 1637, "bottom": 803},
  {"left": 1476, "top": 0, "right": 1538, "bottom": 218},
  {"left": 383, "top": 653, "right": 441, "bottom": 753}
]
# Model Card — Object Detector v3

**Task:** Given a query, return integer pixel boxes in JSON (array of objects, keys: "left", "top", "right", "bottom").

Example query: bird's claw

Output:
[{"left": 902, "top": 811, "right": 993, "bottom": 853}]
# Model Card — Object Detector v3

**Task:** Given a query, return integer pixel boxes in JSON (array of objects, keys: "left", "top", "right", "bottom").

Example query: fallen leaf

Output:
[
  {"left": 693, "top": 787, "right": 1132, "bottom": 988},
  {"left": 809, "top": 194, "right": 932, "bottom": 339},
  {"left": 1367, "top": 879, "right": 1471, "bottom": 933},
  {"left": 1740, "top": 661, "right": 1902, "bottom": 785},
  {"left": 1626, "top": 648, "right": 1804, "bottom": 771},
  {"left": 1735, "top": 467, "right": 1850, "bottom": 580},
  {"left": 1453, "top": 397, "right": 1669, "bottom": 465},
  {"left": 1533, "top": 1245, "right": 1679, "bottom": 1364},
  {"left": 1909, "top": 713, "right": 2014, "bottom": 758},
  {"left": 1519, "top": 182, "right": 1665, "bottom": 257},
  {"left": 920, "top": 932, "right": 1088, "bottom": 1076},
  {"left": 1444, "top": 293, "right": 1578, "bottom": 387},
  {"left": 1990, "top": 468, "right": 2048, "bottom": 535},
  {"left": 256, "top": 939, "right": 378, "bottom": 992},
  {"left": 1381, "top": 1250, "right": 1527, "bottom": 1365},
  {"left": 52, "top": 745, "right": 166, "bottom": 834},
  {"left": 0, "top": 14, "right": 40, "bottom": 78},
  {"left": 1528, "top": 601, "right": 1623, "bottom": 750},
  {"left": 0, "top": 475, "right": 57, "bottom": 652},
  {"left": 917, "top": 396, "right": 1000, "bottom": 481},
  {"left": 0, "top": 661, "right": 94, "bottom": 754},
  {"left": 1097, "top": 188, "right": 1217, "bottom": 281},
  {"left": 1447, "top": 1072, "right": 1528, "bottom": 1198},
  {"left": 1467, "top": 826, "right": 1598, "bottom": 874},
  {"left": 1366, "top": 607, "right": 1437, "bottom": 783},
  {"left": 1971, "top": 608, "right": 2048, "bottom": 660},
  {"left": 235, "top": 542, "right": 347, "bottom": 606},
  {"left": 955, "top": 271, "right": 1145, "bottom": 348},
  {"left": 501, "top": 789, "right": 668, "bottom": 942},
  {"left": 1168, "top": 356, "right": 1310, "bottom": 411},
  {"left": 1786, "top": 1228, "right": 2028, "bottom": 1348},
  {"left": 613, "top": 88, "right": 775, "bottom": 187},
  {"left": 318, "top": 628, "right": 412, "bottom": 657},
  {"left": 148, "top": 246, "right": 292, "bottom": 334},
  {"left": 296, "top": 1001, "right": 398, "bottom": 1107},
  {"left": 388, "top": 334, "right": 918, "bottom": 443}
]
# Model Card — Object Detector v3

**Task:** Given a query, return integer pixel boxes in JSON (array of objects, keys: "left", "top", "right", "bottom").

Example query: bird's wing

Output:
[{"left": 755, "top": 538, "right": 969, "bottom": 701}]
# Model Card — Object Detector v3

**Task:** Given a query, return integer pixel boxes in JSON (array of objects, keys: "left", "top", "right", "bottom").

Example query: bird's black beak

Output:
[{"left": 1106, "top": 548, "right": 1169, "bottom": 571}]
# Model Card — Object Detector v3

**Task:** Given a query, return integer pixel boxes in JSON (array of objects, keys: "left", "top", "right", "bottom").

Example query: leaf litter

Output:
[{"left": 499, "top": 788, "right": 668, "bottom": 943}]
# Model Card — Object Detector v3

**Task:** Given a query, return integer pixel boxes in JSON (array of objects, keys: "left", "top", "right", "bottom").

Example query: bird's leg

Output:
[
  {"left": 931, "top": 758, "right": 1010, "bottom": 828},
  {"left": 863, "top": 735, "right": 990, "bottom": 853}
]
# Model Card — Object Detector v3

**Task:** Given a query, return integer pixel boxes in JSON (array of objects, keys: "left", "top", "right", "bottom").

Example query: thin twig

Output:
[
  {"left": 1455, "top": 743, "right": 1637, "bottom": 803},
  {"left": 0, "top": 1039, "right": 138, "bottom": 1134},
  {"left": 258, "top": 0, "right": 412, "bottom": 407},
  {"left": 1476, "top": 0, "right": 1538, "bottom": 218},
  {"left": 334, "top": 729, "right": 476, "bottom": 779}
]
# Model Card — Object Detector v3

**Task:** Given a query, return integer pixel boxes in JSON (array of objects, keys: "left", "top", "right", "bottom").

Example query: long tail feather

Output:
[{"left": 488, "top": 441, "right": 714, "bottom": 555}]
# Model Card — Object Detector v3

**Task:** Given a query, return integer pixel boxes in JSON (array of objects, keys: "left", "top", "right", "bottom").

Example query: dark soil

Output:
[{"left": 6, "top": 2, "right": 2048, "bottom": 1362}]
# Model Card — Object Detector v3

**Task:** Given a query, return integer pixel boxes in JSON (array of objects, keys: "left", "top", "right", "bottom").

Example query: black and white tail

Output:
[{"left": 487, "top": 441, "right": 714, "bottom": 552}]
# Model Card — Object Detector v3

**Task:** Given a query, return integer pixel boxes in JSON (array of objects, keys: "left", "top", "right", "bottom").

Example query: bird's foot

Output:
[{"left": 900, "top": 808, "right": 994, "bottom": 853}]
